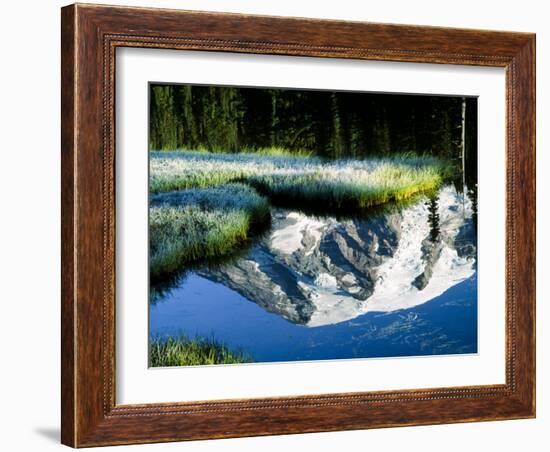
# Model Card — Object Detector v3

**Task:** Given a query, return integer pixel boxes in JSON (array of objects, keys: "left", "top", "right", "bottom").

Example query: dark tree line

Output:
[{"left": 149, "top": 84, "right": 477, "bottom": 165}]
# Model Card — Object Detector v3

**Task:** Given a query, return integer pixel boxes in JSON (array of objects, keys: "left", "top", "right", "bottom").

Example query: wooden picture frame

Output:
[{"left": 61, "top": 3, "right": 536, "bottom": 447}]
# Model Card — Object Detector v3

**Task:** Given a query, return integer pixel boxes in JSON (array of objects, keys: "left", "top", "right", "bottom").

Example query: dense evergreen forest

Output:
[{"left": 149, "top": 84, "right": 477, "bottom": 165}]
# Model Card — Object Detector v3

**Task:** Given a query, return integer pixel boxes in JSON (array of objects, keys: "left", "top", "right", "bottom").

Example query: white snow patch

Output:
[
  {"left": 270, "top": 212, "right": 328, "bottom": 255},
  {"left": 342, "top": 273, "right": 358, "bottom": 285},
  {"left": 365, "top": 185, "right": 475, "bottom": 313},
  {"left": 300, "top": 186, "right": 476, "bottom": 327},
  {"left": 298, "top": 280, "right": 364, "bottom": 327},
  {"left": 314, "top": 273, "right": 338, "bottom": 289}
]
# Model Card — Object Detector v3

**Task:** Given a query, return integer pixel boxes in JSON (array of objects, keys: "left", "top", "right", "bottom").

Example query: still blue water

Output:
[{"left": 150, "top": 272, "right": 477, "bottom": 363}]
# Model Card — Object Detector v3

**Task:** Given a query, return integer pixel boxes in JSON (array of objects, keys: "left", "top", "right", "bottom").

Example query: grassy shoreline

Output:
[
  {"left": 246, "top": 162, "right": 445, "bottom": 211},
  {"left": 150, "top": 183, "right": 270, "bottom": 282},
  {"left": 150, "top": 151, "right": 448, "bottom": 207},
  {"left": 149, "top": 150, "right": 450, "bottom": 281},
  {"left": 150, "top": 335, "right": 251, "bottom": 367}
]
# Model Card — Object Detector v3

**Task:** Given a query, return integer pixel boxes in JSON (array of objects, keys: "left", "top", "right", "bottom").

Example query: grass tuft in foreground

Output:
[
  {"left": 149, "top": 183, "right": 270, "bottom": 282},
  {"left": 149, "top": 335, "right": 251, "bottom": 366}
]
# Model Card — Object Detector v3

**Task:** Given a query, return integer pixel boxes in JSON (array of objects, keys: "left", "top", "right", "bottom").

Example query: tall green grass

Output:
[
  {"left": 149, "top": 183, "right": 270, "bottom": 282},
  {"left": 247, "top": 161, "right": 446, "bottom": 210},
  {"left": 150, "top": 335, "right": 251, "bottom": 367},
  {"left": 150, "top": 150, "right": 449, "bottom": 211},
  {"left": 250, "top": 146, "right": 313, "bottom": 158}
]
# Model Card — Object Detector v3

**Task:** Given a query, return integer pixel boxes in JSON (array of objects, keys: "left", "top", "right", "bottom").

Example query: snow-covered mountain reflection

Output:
[{"left": 198, "top": 185, "right": 477, "bottom": 327}]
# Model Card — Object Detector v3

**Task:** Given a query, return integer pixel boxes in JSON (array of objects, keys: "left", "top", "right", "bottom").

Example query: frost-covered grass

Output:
[
  {"left": 149, "top": 335, "right": 251, "bottom": 367},
  {"left": 149, "top": 151, "right": 449, "bottom": 280},
  {"left": 150, "top": 150, "right": 319, "bottom": 193},
  {"left": 150, "top": 150, "right": 448, "bottom": 210},
  {"left": 149, "top": 183, "right": 270, "bottom": 282}
]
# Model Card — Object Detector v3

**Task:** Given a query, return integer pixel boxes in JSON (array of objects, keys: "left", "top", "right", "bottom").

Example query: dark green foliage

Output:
[
  {"left": 149, "top": 84, "right": 477, "bottom": 165},
  {"left": 149, "top": 86, "right": 179, "bottom": 150}
]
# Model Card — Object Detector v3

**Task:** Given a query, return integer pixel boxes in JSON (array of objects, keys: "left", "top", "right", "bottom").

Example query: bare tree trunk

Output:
[{"left": 461, "top": 97, "right": 467, "bottom": 215}]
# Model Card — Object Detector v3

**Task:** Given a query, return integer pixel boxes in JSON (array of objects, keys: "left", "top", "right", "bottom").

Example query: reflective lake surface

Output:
[{"left": 150, "top": 184, "right": 478, "bottom": 363}]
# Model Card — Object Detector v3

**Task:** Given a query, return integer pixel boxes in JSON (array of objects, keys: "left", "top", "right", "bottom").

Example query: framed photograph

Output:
[{"left": 61, "top": 3, "right": 536, "bottom": 447}]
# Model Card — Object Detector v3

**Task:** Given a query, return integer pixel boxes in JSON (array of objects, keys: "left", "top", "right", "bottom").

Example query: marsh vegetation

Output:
[
  {"left": 150, "top": 183, "right": 270, "bottom": 282},
  {"left": 149, "top": 151, "right": 449, "bottom": 283}
]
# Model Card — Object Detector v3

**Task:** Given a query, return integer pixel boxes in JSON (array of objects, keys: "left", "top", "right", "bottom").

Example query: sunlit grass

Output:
[
  {"left": 251, "top": 146, "right": 313, "bottom": 158},
  {"left": 149, "top": 335, "right": 251, "bottom": 367},
  {"left": 149, "top": 150, "right": 318, "bottom": 193},
  {"left": 247, "top": 161, "right": 446, "bottom": 210},
  {"left": 149, "top": 183, "right": 270, "bottom": 282},
  {"left": 150, "top": 150, "right": 449, "bottom": 211},
  {"left": 149, "top": 151, "right": 450, "bottom": 280}
]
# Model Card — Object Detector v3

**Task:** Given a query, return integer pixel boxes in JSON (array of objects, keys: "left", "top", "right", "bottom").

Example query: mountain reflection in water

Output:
[{"left": 150, "top": 185, "right": 478, "bottom": 362}]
